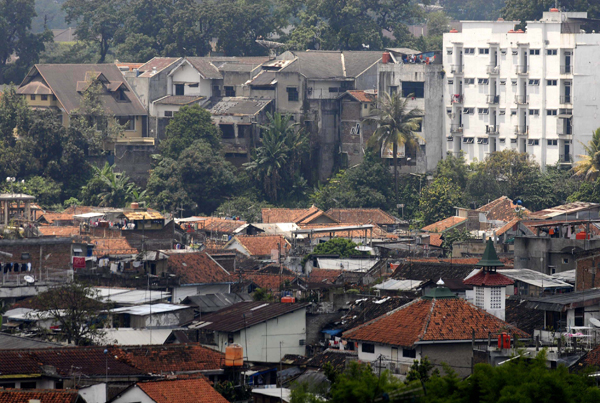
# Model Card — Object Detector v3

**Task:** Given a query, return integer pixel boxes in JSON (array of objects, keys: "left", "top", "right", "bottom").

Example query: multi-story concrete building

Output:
[{"left": 443, "top": 10, "right": 600, "bottom": 168}]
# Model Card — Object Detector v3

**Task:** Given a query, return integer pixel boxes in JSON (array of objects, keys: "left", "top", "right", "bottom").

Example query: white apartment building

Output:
[{"left": 443, "top": 10, "right": 600, "bottom": 168}]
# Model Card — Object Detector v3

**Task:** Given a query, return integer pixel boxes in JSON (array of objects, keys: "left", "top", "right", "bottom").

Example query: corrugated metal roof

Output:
[
  {"left": 154, "top": 95, "right": 205, "bottom": 105},
  {"left": 191, "top": 301, "right": 308, "bottom": 332},
  {"left": 210, "top": 97, "right": 271, "bottom": 116},
  {"left": 123, "top": 210, "right": 164, "bottom": 220},
  {"left": 112, "top": 303, "right": 188, "bottom": 315},
  {"left": 97, "top": 328, "right": 173, "bottom": 345},
  {"left": 249, "top": 71, "right": 277, "bottom": 86}
]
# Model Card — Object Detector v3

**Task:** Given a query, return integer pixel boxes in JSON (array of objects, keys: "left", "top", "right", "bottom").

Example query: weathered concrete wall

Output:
[{"left": 113, "top": 143, "right": 155, "bottom": 186}]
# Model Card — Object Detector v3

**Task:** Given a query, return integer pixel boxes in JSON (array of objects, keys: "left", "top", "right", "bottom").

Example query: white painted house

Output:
[
  {"left": 191, "top": 301, "right": 308, "bottom": 363},
  {"left": 443, "top": 10, "right": 600, "bottom": 168}
]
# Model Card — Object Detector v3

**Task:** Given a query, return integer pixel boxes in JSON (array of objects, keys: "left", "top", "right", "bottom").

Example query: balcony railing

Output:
[
  {"left": 560, "top": 65, "right": 572, "bottom": 74},
  {"left": 514, "top": 125, "right": 528, "bottom": 135},
  {"left": 487, "top": 94, "right": 499, "bottom": 104},
  {"left": 560, "top": 95, "right": 572, "bottom": 104},
  {"left": 559, "top": 154, "right": 573, "bottom": 163},
  {"left": 514, "top": 94, "right": 529, "bottom": 104},
  {"left": 486, "top": 65, "right": 500, "bottom": 74},
  {"left": 515, "top": 65, "right": 529, "bottom": 75},
  {"left": 450, "top": 94, "right": 464, "bottom": 104},
  {"left": 450, "top": 124, "right": 463, "bottom": 134},
  {"left": 450, "top": 64, "right": 464, "bottom": 74},
  {"left": 486, "top": 125, "right": 499, "bottom": 135}
]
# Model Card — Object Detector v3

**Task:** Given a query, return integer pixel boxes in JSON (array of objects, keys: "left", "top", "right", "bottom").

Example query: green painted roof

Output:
[
  {"left": 477, "top": 239, "right": 504, "bottom": 267},
  {"left": 423, "top": 286, "right": 457, "bottom": 300}
]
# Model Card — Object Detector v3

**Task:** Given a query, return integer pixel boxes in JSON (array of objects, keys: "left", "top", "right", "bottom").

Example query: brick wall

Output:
[
  {"left": 0, "top": 238, "right": 76, "bottom": 271},
  {"left": 575, "top": 254, "right": 600, "bottom": 291}
]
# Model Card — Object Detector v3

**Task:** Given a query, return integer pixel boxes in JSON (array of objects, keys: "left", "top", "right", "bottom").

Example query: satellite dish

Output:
[
  {"left": 24, "top": 275, "right": 35, "bottom": 284},
  {"left": 590, "top": 318, "right": 600, "bottom": 328}
]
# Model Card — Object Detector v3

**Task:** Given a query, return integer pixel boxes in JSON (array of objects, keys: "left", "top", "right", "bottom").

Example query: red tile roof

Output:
[
  {"left": 231, "top": 271, "right": 295, "bottom": 292},
  {"left": 308, "top": 269, "right": 342, "bottom": 285},
  {"left": 463, "top": 270, "right": 514, "bottom": 286},
  {"left": 136, "top": 377, "right": 229, "bottom": 403},
  {"left": 428, "top": 233, "right": 443, "bottom": 247},
  {"left": 343, "top": 298, "right": 528, "bottom": 347},
  {"left": 0, "top": 347, "right": 143, "bottom": 377},
  {"left": 325, "top": 208, "right": 398, "bottom": 225},
  {"left": 0, "top": 389, "right": 81, "bottom": 403},
  {"left": 193, "top": 217, "right": 246, "bottom": 234},
  {"left": 91, "top": 238, "right": 138, "bottom": 256},
  {"left": 116, "top": 344, "right": 224, "bottom": 374},
  {"left": 421, "top": 216, "right": 467, "bottom": 233},
  {"left": 167, "top": 252, "right": 230, "bottom": 284},
  {"left": 261, "top": 206, "right": 337, "bottom": 224},
  {"left": 227, "top": 235, "right": 290, "bottom": 257},
  {"left": 38, "top": 226, "right": 80, "bottom": 237},
  {"left": 477, "top": 196, "right": 531, "bottom": 222},
  {"left": 345, "top": 90, "right": 377, "bottom": 103},
  {"left": 298, "top": 223, "right": 397, "bottom": 239},
  {"left": 38, "top": 212, "right": 73, "bottom": 224},
  {"left": 495, "top": 217, "right": 520, "bottom": 236}
]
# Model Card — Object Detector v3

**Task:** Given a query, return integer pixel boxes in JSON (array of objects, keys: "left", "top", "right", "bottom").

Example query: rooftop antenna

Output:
[{"left": 256, "top": 37, "right": 284, "bottom": 59}]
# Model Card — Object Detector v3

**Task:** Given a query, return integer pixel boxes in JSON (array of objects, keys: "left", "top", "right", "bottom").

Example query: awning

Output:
[
  {"left": 322, "top": 329, "right": 343, "bottom": 336},
  {"left": 558, "top": 114, "right": 573, "bottom": 119}
]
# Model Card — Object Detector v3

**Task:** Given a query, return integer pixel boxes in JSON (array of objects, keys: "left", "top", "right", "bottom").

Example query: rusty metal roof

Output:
[{"left": 123, "top": 210, "right": 164, "bottom": 220}]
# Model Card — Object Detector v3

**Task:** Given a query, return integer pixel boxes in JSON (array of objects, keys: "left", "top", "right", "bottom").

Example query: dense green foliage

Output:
[
  {"left": 158, "top": 104, "right": 222, "bottom": 159},
  {"left": 312, "top": 238, "right": 363, "bottom": 257}
]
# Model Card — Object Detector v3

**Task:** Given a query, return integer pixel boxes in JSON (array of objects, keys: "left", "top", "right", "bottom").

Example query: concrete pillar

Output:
[
  {"left": 25, "top": 201, "right": 31, "bottom": 222},
  {"left": 234, "top": 124, "right": 239, "bottom": 139},
  {"left": 4, "top": 200, "right": 8, "bottom": 226}
]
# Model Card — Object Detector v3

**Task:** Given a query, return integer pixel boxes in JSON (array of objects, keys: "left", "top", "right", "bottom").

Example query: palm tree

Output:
[
  {"left": 573, "top": 128, "right": 600, "bottom": 181},
  {"left": 245, "top": 113, "right": 306, "bottom": 202},
  {"left": 366, "top": 91, "right": 423, "bottom": 202},
  {"left": 90, "top": 162, "right": 138, "bottom": 207}
]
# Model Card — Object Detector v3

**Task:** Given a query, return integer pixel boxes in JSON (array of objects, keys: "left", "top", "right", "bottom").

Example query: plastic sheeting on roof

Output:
[{"left": 374, "top": 279, "right": 423, "bottom": 291}]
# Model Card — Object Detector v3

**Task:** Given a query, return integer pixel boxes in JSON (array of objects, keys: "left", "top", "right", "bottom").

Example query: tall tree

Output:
[
  {"left": 573, "top": 128, "right": 600, "bottom": 182},
  {"left": 63, "top": 0, "right": 125, "bottom": 63},
  {"left": 417, "top": 176, "right": 461, "bottom": 226},
  {"left": 159, "top": 104, "right": 221, "bottom": 160},
  {"left": 33, "top": 282, "right": 109, "bottom": 345},
  {"left": 366, "top": 91, "right": 422, "bottom": 204},
  {"left": 0, "top": 0, "right": 51, "bottom": 84},
  {"left": 80, "top": 162, "right": 139, "bottom": 207},
  {"left": 245, "top": 112, "right": 308, "bottom": 204}
]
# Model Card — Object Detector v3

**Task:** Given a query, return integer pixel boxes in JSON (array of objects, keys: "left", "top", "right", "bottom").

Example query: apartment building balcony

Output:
[
  {"left": 486, "top": 65, "right": 500, "bottom": 75},
  {"left": 514, "top": 125, "right": 528, "bottom": 135},
  {"left": 560, "top": 95, "right": 572, "bottom": 105},
  {"left": 559, "top": 154, "right": 573, "bottom": 164},
  {"left": 486, "top": 125, "right": 499, "bottom": 135},
  {"left": 450, "top": 124, "right": 463, "bottom": 134},
  {"left": 515, "top": 65, "right": 529, "bottom": 75},
  {"left": 486, "top": 94, "right": 499, "bottom": 104},
  {"left": 450, "top": 64, "right": 464, "bottom": 74},
  {"left": 450, "top": 94, "right": 464, "bottom": 104},
  {"left": 514, "top": 94, "right": 529, "bottom": 105},
  {"left": 560, "top": 65, "right": 572, "bottom": 74}
]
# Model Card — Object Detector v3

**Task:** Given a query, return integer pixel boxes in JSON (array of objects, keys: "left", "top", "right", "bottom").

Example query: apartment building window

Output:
[
  {"left": 287, "top": 87, "right": 299, "bottom": 102},
  {"left": 499, "top": 138, "right": 506, "bottom": 144},
  {"left": 117, "top": 116, "right": 136, "bottom": 131},
  {"left": 528, "top": 79, "right": 540, "bottom": 86},
  {"left": 164, "top": 111, "right": 173, "bottom": 117},
  {"left": 478, "top": 78, "right": 489, "bottom": 85},
  {"left": 547, "top": 49, "right": 558, "bottom": 55},
  {"left": 547, "top": 80, "right": 557, "bottom": 86},
  {"left": 224, "top": 86, "right": 236, "bottom": 97},
  {"left": 548, "top": 139, "right": 558, "bottom": 146},
  {"left": 479, "top": 48, "right": 490, "bottom": 54},
  {"left": 403, "top": 348, "right": 417, "bottom": 358},
  {"left": 212, "top": 85, "right": 221, "bottom": 97},
  {"left": 175, "top": 84, "right": 184, "bottom": 96},
  {"left": 328, "top": 87, "right": 340, "bottom": 93},
  {"left": 362, "top": 343, "right": 375, "bottom": 353},
  {"left": 500, "top": 80, "right": 506, "bottom": 85},
  {"left": 463, "top": 108, "right": 474, "bottom": 114},
  {"left": 528, "top": 139, "right": 539, "bottom": 146},
  {"left": 30, "top": 95, "right": 35, "bottom": 100},
  {"left": 478, "top": 108, "right": 489, "bottom": 115},
  {"left": 547, "top": 109, "right": 557, "bottom": 116},
  {"left": 465, "top": 78, "right": 475, "bottom": 84},
  {"left": 464, "top": 48, "right": 475, "bottom": 54},
  {"left": 446, "top": 49, "right": 453, "bottom": 55},
  {"left": 529, "top": 109, "right": 540, "bottom": 116},
  {"left": 529, "top": 49, "right": 540, "bottom": 55},
  {"left": 401, "top": 81, "right": 424, "bottom": 98}
]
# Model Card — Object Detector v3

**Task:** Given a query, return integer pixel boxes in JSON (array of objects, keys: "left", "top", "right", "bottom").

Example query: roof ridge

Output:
[
  {"left": 343, "top": 298, "right": 421, "bottom": 337},
  {"left": 419, "top": 298, "right": 436, "bottom": 341}
]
